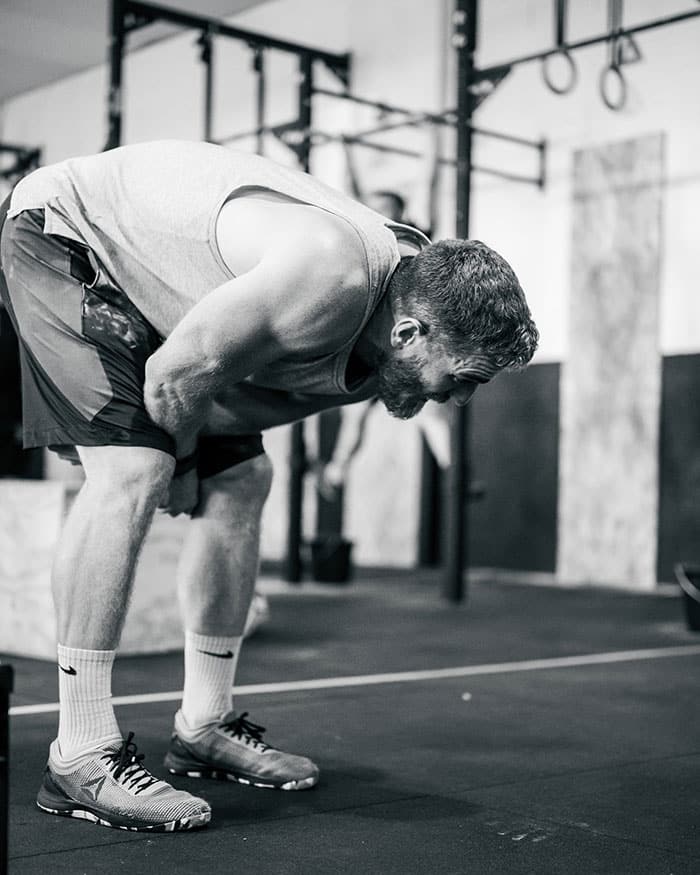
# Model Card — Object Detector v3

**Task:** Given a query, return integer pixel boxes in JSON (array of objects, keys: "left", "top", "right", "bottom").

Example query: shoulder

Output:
[
  {"left": 295, "top": 208, "right": 368, "bottom": 287},
  {"left": 217, "top": 193, "right": 367, "bottom": 283},
  {"left": 216, "top": 195, "right": 370, "bottom": 354},
  {"left": 270, "top": 210, "right": 370, "bottom": 355}
]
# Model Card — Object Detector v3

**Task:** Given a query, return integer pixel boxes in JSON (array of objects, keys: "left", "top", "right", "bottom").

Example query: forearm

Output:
[
  {"left": 329, "top": 399, "right": 376, "bottom": 468},
  {"left": 143, "top": 354, "right": 212, "bottom": 456}
]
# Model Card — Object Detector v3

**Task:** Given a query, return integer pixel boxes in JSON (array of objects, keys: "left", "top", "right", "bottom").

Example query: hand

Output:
[
  {"left": 159, "top": 468, "right": 200, "bottom": 517},
  {"left": 317, "top": 460, "right": 347, "bottom": 501}
]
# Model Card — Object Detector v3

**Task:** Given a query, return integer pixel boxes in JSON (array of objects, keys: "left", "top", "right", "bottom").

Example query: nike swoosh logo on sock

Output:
[
  {"left": 197, "top": 649, "right": 234, "bottom": 659},
  {"left": 59, "top": 664, "right": 77, "bottom": 675}
]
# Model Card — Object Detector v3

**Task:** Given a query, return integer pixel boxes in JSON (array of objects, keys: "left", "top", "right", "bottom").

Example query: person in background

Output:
[{"left": 318, "top": 134, "right": 449, "bottom": 499}]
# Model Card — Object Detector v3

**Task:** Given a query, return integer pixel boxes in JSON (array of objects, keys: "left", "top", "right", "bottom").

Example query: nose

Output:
[{"left": 452, "top": 383, "right": 478, "bottom": 406}]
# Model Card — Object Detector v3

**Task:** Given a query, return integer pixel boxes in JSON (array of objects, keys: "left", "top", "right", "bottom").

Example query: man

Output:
[{"left": 0, "top": 140, "right": 538, "bottom": 833}]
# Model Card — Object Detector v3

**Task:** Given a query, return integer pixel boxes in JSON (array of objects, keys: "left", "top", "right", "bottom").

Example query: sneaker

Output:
[
  {"left": 164, "top": 711, "right": 319, "bottom": 791},
  {"left": 36, "top": 733, "right": 211, "bottom": 832}
]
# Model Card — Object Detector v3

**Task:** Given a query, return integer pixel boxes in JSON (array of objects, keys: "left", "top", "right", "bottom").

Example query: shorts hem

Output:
[{"left": 23, "top": 427, "right": 175, "bottom": 457}]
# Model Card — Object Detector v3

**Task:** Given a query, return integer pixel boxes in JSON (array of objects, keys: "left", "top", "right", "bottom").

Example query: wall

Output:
[
  {"left": 467, "top": 1, "right": 700, "bottom": 584},
  {"left": 2, "top": 0, "right": 700, "bottom": 581}
]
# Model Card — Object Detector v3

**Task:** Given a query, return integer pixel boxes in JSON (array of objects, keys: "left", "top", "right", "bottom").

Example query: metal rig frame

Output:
[
  {"left": 0, "top": 144, "right": 41, "bottom": 184},
  {"left": 106, "top": 0, "right": 700, "bottom": 598},
  {"left": 442, "top": 0, "right": 700, "bottom": 601},
  {"left": 106, "top": 0, "right": 350, "bottom": 583},
  {"left": 0, "top": 664, "right": 13, "bottom": 875}
]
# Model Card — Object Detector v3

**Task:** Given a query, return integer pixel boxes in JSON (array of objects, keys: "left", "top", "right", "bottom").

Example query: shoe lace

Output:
[
  {"left": 102, "top": 732, "right": 161, "bottom": 794},
  {"left": 221, "top": 712, "right": 271, "bottom": 752}
]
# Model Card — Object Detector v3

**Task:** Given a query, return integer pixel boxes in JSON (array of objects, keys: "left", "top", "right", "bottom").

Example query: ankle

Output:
[
  {"left": 180, "top": 631, "right": 242, "bottom": 728},
  {"left": 56, "top": 645, "right": 121, "bottom": 759}
]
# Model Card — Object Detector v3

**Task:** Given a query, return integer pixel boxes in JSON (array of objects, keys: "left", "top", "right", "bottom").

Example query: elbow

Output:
[
  {"left": 143, "top": 355, "right": 170, "bottom": 426},
  {"left": 143, "top": 353, "right": 169, "bottom": 406},
  {"left": 144, "top": 350, "right": 221, "bottom": 412}
]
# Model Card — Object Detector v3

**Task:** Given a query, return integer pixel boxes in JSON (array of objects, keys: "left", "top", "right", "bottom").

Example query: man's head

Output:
[{"left": 376, "top": 239, "right": 539, "bottom": 419}]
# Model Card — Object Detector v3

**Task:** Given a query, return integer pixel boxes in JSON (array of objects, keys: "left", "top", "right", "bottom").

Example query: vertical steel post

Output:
[
  {"left": 0, "top": 664, "right": 13, "bottom": 875},
  {"left": 253, "top": 46, "right": 266, "bottom": 156},
  {"left": 296, "top": 53, "right": 313, "bottom": 171},
  {"left": 555, "top": 0, "right": 568, "bottom": 47},
  {"left": 284, "top": 53, "right": 313, "bottom": 583},
  {"left": 200, "top": 28, "right": 215, "bottom": 143},
  {"left": 418, "top": 440, "right": 442, "bottom": 566},
  {"left": 106, "top": 0, "right": 127, "bottom": 149},
  {"left": 443, "top": 0, "right": 478, "bottom": 602}
]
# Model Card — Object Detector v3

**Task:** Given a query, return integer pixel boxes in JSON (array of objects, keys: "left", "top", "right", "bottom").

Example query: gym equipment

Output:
[
  {"left": 103, "top": 0, "right": 700, "bottom": 600},
  {"left": 0, "top": 664, "right": 13, "bottom": 875},
  {"left": 674, "top": 564, "right": 700, "bottom": 632},
  {"left": 0, "top": 143, "right": 41, "bottom": 187}
]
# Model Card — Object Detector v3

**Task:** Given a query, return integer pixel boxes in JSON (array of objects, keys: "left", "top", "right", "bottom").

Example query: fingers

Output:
[
  {"left": 317, "top": 461, "right": 346, "bottom": 501},
  {"left": 160, "top": 470, "right": 200, "bottom": 516}
]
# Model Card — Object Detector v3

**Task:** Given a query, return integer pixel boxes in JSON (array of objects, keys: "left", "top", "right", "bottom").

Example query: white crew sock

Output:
[
  {"left": 179, "top": 631, "right": 242, "bottom": 732},
  {"left": 55, "top": 645, "right": 122, "bottom": 762}
]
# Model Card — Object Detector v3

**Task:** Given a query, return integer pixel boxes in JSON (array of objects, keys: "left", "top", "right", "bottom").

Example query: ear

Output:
[{"left": 390, "top": 317, "right": 424, "bottom": 349}]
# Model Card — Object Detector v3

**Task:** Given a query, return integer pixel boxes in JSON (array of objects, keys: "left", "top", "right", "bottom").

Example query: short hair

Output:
[{"left": 391, "top": 239, "right": 539, "bottom": 369}]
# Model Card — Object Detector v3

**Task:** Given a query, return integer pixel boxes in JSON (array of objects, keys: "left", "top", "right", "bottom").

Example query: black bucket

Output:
[
  {"left": 310, "top": 536, "right": 353, "bottom": 584},
  {"left": 674, "top": 563, "right": 700, "bottom": 632}
]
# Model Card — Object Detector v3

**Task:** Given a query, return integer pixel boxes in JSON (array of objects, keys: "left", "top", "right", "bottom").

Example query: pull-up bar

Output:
[
  {"left": 478, "top": 4, "right": 700, "bottom": 111},
  {"left": 479, "top": 5, "right": 700, "bottom": 77},
  {"left": 122, "top": 0, "right": 351, "bottom": 71},
  {"left": 106, "top": 0, "right": 349, "bottom": 149},
  {"left": 307, "top": 129, "right": 544, "bottom": 189},
  {"left": 217, "top": 81, "right": 546, "bottom": 188},
  {"left": 313, "top": 87, "right": 543, "bottom": 150}
]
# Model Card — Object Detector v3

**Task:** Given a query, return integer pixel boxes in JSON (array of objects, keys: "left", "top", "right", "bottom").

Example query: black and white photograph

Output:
[{"left": 0, "top": 1, "right": 699, "bottom": 872}]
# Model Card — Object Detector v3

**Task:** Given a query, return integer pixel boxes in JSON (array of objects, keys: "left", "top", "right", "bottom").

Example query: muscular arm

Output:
[
  {"left": 143, "top": 221, "right": 367, "bottom": 455},
  {"left": 144, "top": 262, "right": 281, "bottom": 456}
]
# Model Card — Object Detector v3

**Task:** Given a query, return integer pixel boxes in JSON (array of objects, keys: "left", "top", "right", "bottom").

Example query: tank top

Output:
[{"left": 8, "top": 140, "right": 429, "bottom": 432}]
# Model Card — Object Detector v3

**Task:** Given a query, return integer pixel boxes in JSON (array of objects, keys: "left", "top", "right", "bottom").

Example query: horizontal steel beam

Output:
[
  {"left": 475, "top": 7, "right": 700, "bottom": 81},
  {"left": 0, "top": 143, "right": 37, "bottom": 156},
  {"left": 0, "top": 144, "right": 41, "bottom": 180},
  {"left": 125, "top": 0, "right": 350, "bottom": 74},
  {"left": 314, "top": 86, "right": 450, "bottom": 126},
  {"left": 314, "top": 87, "right": 543, "bottom": 150},
  {"left": 215, "top": 119, "right": 545, "bottom": 188}
]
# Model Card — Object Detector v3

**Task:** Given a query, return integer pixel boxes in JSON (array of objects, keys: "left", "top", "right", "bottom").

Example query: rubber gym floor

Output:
[{"left": 3, "top": 572, "right": 700, "bottom": 874}]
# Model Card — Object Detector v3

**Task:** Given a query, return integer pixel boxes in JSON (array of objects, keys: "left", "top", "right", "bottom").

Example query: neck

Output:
[{"left": 353, "top": 263, "right": 404, "bottom": 370}]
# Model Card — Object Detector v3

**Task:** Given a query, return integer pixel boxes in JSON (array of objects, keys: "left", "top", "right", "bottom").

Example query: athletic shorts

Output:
[{"left": 0, "top": 199, "right": 264, "bottom": 479}]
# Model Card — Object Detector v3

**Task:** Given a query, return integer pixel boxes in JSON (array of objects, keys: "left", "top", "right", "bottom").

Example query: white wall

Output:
[
  {"left": 2, "top": 0, "right": 700, "bottom": 565},
  {"left": 471, "top": 0, "right": 700, "bottom": 359}
]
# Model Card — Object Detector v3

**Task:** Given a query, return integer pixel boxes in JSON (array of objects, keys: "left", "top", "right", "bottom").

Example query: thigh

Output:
[
  {"left": 195, "top": 452, "right": 273, "bottom": 521},
  {"left": 77, "top": 443, "right": 174, "bottom": 487},
  {"left": 1, "top": 209, "right": 174, "bottom": 458}
]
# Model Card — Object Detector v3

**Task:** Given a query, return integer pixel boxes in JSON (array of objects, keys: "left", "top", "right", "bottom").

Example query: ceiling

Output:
[{"left": 0, "top": 0, "right": 270, "bottom": 104}]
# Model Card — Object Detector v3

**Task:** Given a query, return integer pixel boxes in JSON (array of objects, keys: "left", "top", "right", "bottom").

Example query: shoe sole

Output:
[
  {"left": 165, "top": 758, "right": 317, "bottom": 791},
  {"left": 36, "top": 781, "right": 211, "bottom": 832},
  {"left": 36, "top": 799, "right": 210, "bottom": 832}
]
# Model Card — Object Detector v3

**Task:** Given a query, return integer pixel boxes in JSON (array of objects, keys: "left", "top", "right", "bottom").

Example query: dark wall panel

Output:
[
  {"left": 468, "top": 362, "right": 560, "bottom": 572},
  {"left": 657, "top": 354, "right": 700, "bottom": 581}
]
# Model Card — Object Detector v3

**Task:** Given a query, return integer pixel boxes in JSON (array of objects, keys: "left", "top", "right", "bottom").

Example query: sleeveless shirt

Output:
[{"left": 9, "top": 140, "right": 429, "bottom": 433}]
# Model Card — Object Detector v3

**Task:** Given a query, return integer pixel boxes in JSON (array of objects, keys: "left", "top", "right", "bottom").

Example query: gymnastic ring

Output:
[
  {"left": 599, "top": 64, "right": 627, "bottom": 111},
  {"left": 542, "top": 50, "right": 577, "bottom": 96}
]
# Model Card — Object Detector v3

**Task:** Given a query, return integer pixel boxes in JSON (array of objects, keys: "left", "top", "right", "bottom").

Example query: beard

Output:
[{"left": 375, "top": 353, "right": 449, "bottom": 419}]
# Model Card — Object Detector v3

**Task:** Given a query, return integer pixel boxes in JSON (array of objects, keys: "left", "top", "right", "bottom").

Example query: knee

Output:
[
  {"left": 201, "top": 453, "right": 273, "bottom": 511},
  {"left": 81, "top": 446, "right": 174, "bottom": 511}
]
